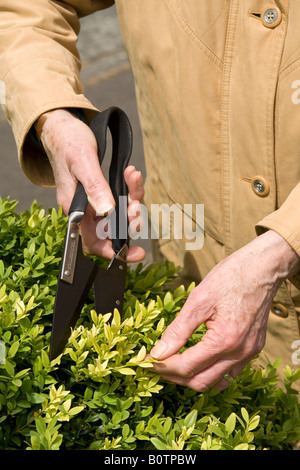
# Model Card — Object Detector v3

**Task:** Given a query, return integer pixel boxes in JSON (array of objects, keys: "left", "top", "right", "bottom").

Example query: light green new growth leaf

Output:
[
  {"left": 113, "top": 309, "right": 121, "bottom": 327},
  {"left": 117, "top": 367, "right": 136, "bottom": 375},
  {"left": 136, "top": 346, "right": 147, "bottom": 362},
  {"left": 135, "top": 311, "right": 143, "bottom": 328},
  {"left": 0, "top": 284, "right": 8, "bottom": 304},
  {"left": 241, "top": 407, "right": 249, "bottom": 425},
  {"left": 63, "top": 398, "right": 72, "bottom": 412},
  {"left": 225, "top": 413, "right": 236, "bottom": 435},
  {"left": 234, "top": 443, "right": 249, "bottom": 450},
  {"left": 248, "top": 415, "right": 260, "bottom": 431},
  {"left": 68, "top": 405, "right": 84, "bottom": 416},
  {"left": 104, "top": 323, "right": 113, "bottom": 343},
  {"left": 163, "top": 292, "right": 173, "bottom": 306}
]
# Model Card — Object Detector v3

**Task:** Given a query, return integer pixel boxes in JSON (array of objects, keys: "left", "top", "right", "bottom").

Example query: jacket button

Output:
[
  {"left": 271, "top": 303, "right": 288, "bottom": 318},
  {"left": 262, "top": 7, "right": 282, "bottom": 28},
  {"left": 251, "top": 176, "right": 270, "bottom": 197}
]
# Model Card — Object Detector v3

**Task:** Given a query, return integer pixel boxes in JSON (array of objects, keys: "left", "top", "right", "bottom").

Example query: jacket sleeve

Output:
[
  {"left": 0, "top": 0, "right": 114, "bottom": 187},
  {"left": 256, "top": 183, "right": 300, "bottom": 290}
]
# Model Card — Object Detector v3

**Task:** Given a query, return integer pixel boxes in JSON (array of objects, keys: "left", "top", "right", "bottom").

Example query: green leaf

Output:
[
  {"left": 117, "top": 367, "right": 136, "bottom": 375},
  {"left": 4, "top": 360, "right": 15, "bottom": 376},
  {"left": 35, "top": 416, "right": 46, "bottom": 435},
  {"left": 225, "top": 413, "right": 236, "bottom": 435},
  {"left": 241, "top": 407, "right": 249, "bottom": 425},
  {"left": 234, "top": 443, "right": 249, "bottom": 450},
  {"left": 184, "top": 409, "right": 198, "bottom": 428},
  {"left": 122, "top": 423, "right": 130, "bottom": 438},
  {"left": 68, "top": 406, "right": 84, "bottom": 416},
  {"left": 8, "top": 341, "right": 19, "bottom": 358},
  {"left": 28, "top": 393, "right": 46, "bottom": 404},
  {"left": 209, "top": 425, "right": 225, "bottom": 438},
  {"left": 30, "top": 433, "right": 41, "bottom": 450},
  {"left": 248, "top": 415, "right": 260, "bottom": 431},
  {"left": 41, "top": 350, "right": 50, "bottom": 368},
  {"left": 163, "top": 292, "right": 173, "bottom": 306},
  {"left": 12, "top": 378, "right": 22, "bottom": 387},
  {"left": 163, "top": 416, "right": 172, "bottom": 434},
  {"left": 150, "top": 437, "right": 168, "bottom": 450}
]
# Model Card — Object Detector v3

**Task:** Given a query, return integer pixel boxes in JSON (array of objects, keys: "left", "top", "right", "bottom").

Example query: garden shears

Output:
[{"left": 49, "top": 107, "right": 133, "bottom": 360}]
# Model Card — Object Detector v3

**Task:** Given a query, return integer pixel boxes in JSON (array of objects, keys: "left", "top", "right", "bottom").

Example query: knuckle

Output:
[
  {"left": 166, "top": 320, "right": 188, "bottom": 344},
  {"left": 178, "top": 363, "right": 195, "bottom": 379},
  {"left": 85, "top": 176, "right": 107, "bottom": 196},
  {"left": 189, "top": 377, "right": 210, "bottom": 392},
  {"left": 223, "top": 335, "right": 240, "bottom": 353}
]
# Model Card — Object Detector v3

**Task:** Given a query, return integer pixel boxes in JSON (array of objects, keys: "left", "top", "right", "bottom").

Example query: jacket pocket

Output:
[{"left": 167, "top": 0, "right": 229, "bottom": 66}]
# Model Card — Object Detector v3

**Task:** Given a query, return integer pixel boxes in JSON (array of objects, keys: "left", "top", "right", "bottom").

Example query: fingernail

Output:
[
  {"left": 88, "top": 195, "right": 115, "bottom": 217},
  {"left": 97, "top": 202, "right": 115, "bottom": 217},
  {"left": 150, "top": 340, "right": 168, "bottom": 359}
]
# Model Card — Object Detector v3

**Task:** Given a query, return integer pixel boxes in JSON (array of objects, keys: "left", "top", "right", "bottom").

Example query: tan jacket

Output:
[{"left": 1, "top": 1, "right": 300, "bottom": 370}]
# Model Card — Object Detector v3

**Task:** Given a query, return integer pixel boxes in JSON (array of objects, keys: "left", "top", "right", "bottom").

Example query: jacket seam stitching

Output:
[
  {"left": 265, "top": 29, "right": 285, "bottom": 212},
  {"left": 165, "top": 0, "right": 223, "bottom": 70},
  {"left": 153, "top": 169, "right": 224, "bottom": 244},
  {"left": 220, "top": 0, "right": 239, "bottom": 255},
  {"left": 279, "top": 56, "right": 300, "bottom": 81}
]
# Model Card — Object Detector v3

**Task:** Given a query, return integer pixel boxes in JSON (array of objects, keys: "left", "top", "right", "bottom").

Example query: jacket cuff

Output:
[
  {"left": 2, "top": 61, "right": 99, "bottom": 187},
  {"left": 256, "top": 182, "right": 300, "bottom": 290}
]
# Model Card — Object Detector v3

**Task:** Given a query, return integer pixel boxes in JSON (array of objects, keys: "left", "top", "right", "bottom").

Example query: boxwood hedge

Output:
[{"left": 0, "top": 197, "right": 299, "bottom": 450}]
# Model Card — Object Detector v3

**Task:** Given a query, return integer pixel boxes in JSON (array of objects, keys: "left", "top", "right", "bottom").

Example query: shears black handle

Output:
[{"left": 68, "top": 107, "right": 133, "bottom": 253}]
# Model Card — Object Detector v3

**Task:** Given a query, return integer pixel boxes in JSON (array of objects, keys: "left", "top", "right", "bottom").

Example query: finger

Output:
[
  {"left": 124, "top": 166, "right": 144, "bottom": 203},
  {"left": 125, "top": 199, "right": 146, "bottom": 261},
  {"left": 79, "top": 204, "right": 115, "bottom": 257},
  {"left": 152, "top": 328, "right": 225, "bottom": 378},
  {"left": 128, "top": 199, "right": 145, "bottom": 241},
  {"left": 158, "top": 357, "right": 244, "bottom": 392},
  {"left": 150, "top": 288, "right": 209, "bottom": 360},
  {"left": 212, "top": 360, "right": 249, "bottom": 391},
  {"left": 76, "top": 157, "right": 115, "bottom": 217},
  {"left": 80, "top": 202, "right": 146, "bottom": 262},
  {"left": 127, "top": 245, "right": 146, "bottom": 263}
]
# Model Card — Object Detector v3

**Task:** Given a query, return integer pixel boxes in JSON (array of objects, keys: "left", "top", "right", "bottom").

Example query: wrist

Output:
[
  {"left": 34, "top": 108, "right": 83, "bottom": 142},
  {"left": 34, "top": 110, "right": 56, "bottom": 142},
  {"left": 255, "top": 230, "right": 300, "bottom": 282}
]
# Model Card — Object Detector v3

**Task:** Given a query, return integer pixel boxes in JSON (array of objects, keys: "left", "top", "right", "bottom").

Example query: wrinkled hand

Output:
[
  {"left": 150, "top": 230, "right": 300, "bottom": 391},
  {"left": 37, "top": 109, "right": 145, "bottom": 261}
]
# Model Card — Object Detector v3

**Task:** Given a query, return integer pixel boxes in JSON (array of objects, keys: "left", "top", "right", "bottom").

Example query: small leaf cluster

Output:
[{"left": 0, "top": 197, "right": 299, "bottom": 450}]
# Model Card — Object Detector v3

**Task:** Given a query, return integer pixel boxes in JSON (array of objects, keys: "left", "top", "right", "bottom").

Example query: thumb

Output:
[
  {"left": 84, "top": 171, "right": 115, "bottom": 217},
  {"left": 71, "top": 147, "right": 115, "bottom": 217}
]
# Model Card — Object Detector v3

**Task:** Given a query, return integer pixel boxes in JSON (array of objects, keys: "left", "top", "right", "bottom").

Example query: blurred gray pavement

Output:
[{"left": 0, "top": 5, "right": 151, "bottom": 261}]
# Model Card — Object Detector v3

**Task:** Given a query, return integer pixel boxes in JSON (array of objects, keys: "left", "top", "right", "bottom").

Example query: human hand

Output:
[
  {"left": 150, "top": 230, "right": 300, "bottom": 391},
  {"left": 36, "top": 109, "right": 145, "bottom": 262}
]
